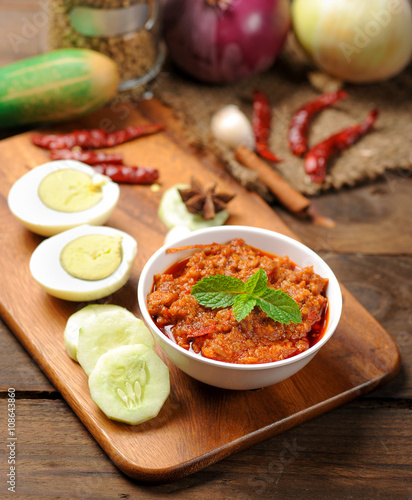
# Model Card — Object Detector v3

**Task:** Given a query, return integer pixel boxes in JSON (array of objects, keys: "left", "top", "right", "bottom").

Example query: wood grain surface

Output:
[
  {"left": 0, "top": 99, "right": 401, "bottom": 483},
  {"left": 0, "top": 396, "right": 409, "bottom": 499}
]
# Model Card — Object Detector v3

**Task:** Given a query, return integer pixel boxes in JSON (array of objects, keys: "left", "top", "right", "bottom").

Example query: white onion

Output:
[{"left": 292, "top": 0, "right": 412, "bottom": 83}]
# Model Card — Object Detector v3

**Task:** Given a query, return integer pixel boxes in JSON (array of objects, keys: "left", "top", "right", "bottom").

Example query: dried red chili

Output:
[
  {"left": 31, "top": 123, "right": 165, "bottom": 150},
  {"left": 49, "top": 149, "right": 124, "bottom": 165},
  {"left": 304, "top": 109, "right": 379, "bottom": 183},
  {"left": 288, "top": 90, "right": 348, "bottom": 157},
  {"left": 92, "top": 164, "right": 159, "bottom": 184},
  {"left": 104, "top": 124, "right": 165, "bottom": 147},
  {"left": 252, "top": 89, "right": 282, "bottom": 162}
]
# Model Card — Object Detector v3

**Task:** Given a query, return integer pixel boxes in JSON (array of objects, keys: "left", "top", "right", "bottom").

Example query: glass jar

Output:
[{"left": 48, "top": 0, "right": 165, "bottom": 93}]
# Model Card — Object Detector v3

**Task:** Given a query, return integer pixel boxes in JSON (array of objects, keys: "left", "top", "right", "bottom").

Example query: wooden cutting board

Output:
[{"left": 0, "top": 99, "right": 400, "bottom": 483}]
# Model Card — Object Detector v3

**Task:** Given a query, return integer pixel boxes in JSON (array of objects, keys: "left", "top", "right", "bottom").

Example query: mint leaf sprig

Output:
[{"left": 191, "top": 269, "right": 302, "bottom": 324}]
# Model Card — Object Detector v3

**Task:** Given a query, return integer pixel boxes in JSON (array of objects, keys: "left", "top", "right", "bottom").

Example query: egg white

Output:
[
  {"left": 8, "top": 160, "right": 120, "bottom": 236},
  {"left": 29, "top": 225, "right": 137, "bottom": 301}
]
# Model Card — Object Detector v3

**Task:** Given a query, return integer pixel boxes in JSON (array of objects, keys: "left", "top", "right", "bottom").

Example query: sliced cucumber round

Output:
[
  {"left": 158, "top": 184, "right": 229, "bottom": 231},
  {"left": 77, "top": 304, "right": 155, "bottom": 376},
  {"left": 88, "top": 344, "right": 170, "bottom": 425},
  {"left": 63, "top": 304, "right": 101, "bottom": 361},
  {"left": 164, "top": 225, "right": 191, "bottom": 246}
]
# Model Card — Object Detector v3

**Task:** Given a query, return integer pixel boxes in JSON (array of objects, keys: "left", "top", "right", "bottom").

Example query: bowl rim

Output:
[{"left": 137, "top": 225, "right": 342, "bottom": 371}]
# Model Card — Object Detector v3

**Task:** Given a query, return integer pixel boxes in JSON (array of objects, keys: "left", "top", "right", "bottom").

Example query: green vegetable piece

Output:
[
  {"left": 0, "top": 48, "right": 119, "bottom": 129},
  {"left": 158, "top": 184, "right": 229, "bottom": 231},
  {"left": 244, "top": 267, "right": 268, "bottom": 296},
  {"left": 191, "top": 268, "right": 302, "bottom": 324},
  {"left": 77, "top": 304, "right": 155, "bottom": 376},
  {"left": 233, "top": 294, "right": 257, "bottom": 322},
  {"left": 63, "top": 304, "right": 102, "bottom": 361},
  {"left": 88, "top": 344, "right": 170, "bottom": 425},
  {"left": 191, "top": 274, "right": 245, "bottom": 309},
  {"left": 257, "top": 288, "right": 303, "bottom": 325}
]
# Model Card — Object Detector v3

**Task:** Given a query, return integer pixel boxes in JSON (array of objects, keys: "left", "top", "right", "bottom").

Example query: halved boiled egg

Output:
[
  {"left": 29, "top": 224, "right": 137, "bottom": 301},
  {"left": 8, "top": 160, "right": 120, "bottom": 236}
]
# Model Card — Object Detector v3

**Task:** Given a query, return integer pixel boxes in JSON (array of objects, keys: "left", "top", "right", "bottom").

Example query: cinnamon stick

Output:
[{"left": 234, "top": 145, "right": 311, "bottom": 216}]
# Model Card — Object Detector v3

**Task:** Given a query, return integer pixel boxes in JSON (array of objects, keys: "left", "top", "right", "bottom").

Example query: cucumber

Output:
[
  {"left": 0, "top": 48, "right": 119, "bottom": 129},
  {"left": 76, "top": 304, "right": 155, "bottom": 376},
  {"left": 63, "top": 305, "right": 100, "bottom": 361},
  {"left": 159, "top": 184, "right": 230, "bottom": 231},
  {"left": 164, "top": 225, "right": 191, "bottom": 245},
  {"left": 89, "top": 344, "right": 170, "bottom": 425}
]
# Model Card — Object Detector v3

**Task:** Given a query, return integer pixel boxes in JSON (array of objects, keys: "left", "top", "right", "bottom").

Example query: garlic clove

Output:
[{"left": 210, "top": 104, "right": 255, "bottom": 150}]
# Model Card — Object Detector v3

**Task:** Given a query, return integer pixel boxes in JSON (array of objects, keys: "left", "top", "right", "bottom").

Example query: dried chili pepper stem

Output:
[
  {"left": 31, "top": 123, "right": 165, "bottom": 150},
  {"left": 92, "top": 164, "right": 159, "bottom": 184},
  {"left": 252, "top": 89, "right": 283, "bottom": 162},
  {"left": 304, "top": 109, "right": 379, "bottom": 184},
  {"left": 288, "top": 90, "right": 348, "bottom": 157}
]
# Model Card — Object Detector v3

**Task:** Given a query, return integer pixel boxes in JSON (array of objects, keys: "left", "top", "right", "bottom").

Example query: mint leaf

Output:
[
  {"left": 244, "top": 268, "right": 267, "bottom": 296},
  {"left": 193, "top": 292, "right": 236, "bottom": 309},
  {"left": 191, "top": 269, "right": 302, "bottom": 325},
  {"left": 191, "top": 274, "right": 245, "bottom": 309},
  {"left": 233, "top": 294, "right": 257, "bottom": 322},
  {"left": 258, "top": 288, "right": 302, "bottom": 324}
]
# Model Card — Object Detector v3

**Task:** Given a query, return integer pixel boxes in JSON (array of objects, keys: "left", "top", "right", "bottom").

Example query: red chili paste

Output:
[{"left": 147, "top": 238, "right": 328, "bottom": 364}]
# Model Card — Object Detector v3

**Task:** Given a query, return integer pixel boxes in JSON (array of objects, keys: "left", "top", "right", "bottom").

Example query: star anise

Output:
[{"left": 178, "top": 177, "right": 235, "bottom": 220}]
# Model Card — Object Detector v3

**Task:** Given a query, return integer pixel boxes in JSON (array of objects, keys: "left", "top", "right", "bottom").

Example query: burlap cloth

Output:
[{"left": 153, "top": 34, "right": 412, "bottom": 197}]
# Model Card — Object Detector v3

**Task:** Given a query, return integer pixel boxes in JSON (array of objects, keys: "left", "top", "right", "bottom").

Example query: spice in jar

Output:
[{"left": 48, "top": 0, "right": 163, "bottom": 92}]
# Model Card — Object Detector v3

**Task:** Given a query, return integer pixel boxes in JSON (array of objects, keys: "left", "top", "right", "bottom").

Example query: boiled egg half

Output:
[
  {"left": 29, "top": 224, "right": 137, "bottom": 301},
  {"left": 8, "top": 160, "right": 120, "bottom": 236}
]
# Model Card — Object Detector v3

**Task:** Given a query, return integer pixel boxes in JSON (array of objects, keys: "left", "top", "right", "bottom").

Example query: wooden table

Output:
[{"left": 0, "top": 6, "right": 411, "bottom": 497}]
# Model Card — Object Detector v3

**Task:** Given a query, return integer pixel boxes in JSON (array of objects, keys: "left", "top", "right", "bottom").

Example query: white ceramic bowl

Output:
[{"left": 137, "top": 226, "right": 342, "bottom": 390}]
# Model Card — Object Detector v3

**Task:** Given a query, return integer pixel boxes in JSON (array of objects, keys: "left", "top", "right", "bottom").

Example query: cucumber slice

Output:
[
  {"left": 63, "top": 304, "right": 101, "bottom": 361},
  {"left": 158, "top": 184, "right": 229, "bottom": 231},
  {"left": 77, "top": 304, "right": 155, "bottom": 376},
  {"left": 164, "top": 225, "right": 191, "bottom": 245},
  {"left": 88, "top": 344, "right": 170, "bottom": 425}
]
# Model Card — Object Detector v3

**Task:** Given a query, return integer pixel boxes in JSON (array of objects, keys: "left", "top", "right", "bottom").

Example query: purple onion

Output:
[{"left": 162, "top": 0, "right": 291, "bottom": 83}]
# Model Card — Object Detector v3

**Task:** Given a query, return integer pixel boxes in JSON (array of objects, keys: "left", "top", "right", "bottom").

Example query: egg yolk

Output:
[
  {"left": 60, "top": 234, "right": 123, "bottom": 280},
  {"left": 38, "top": 169, "right": 104, "bottom": 212}
]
